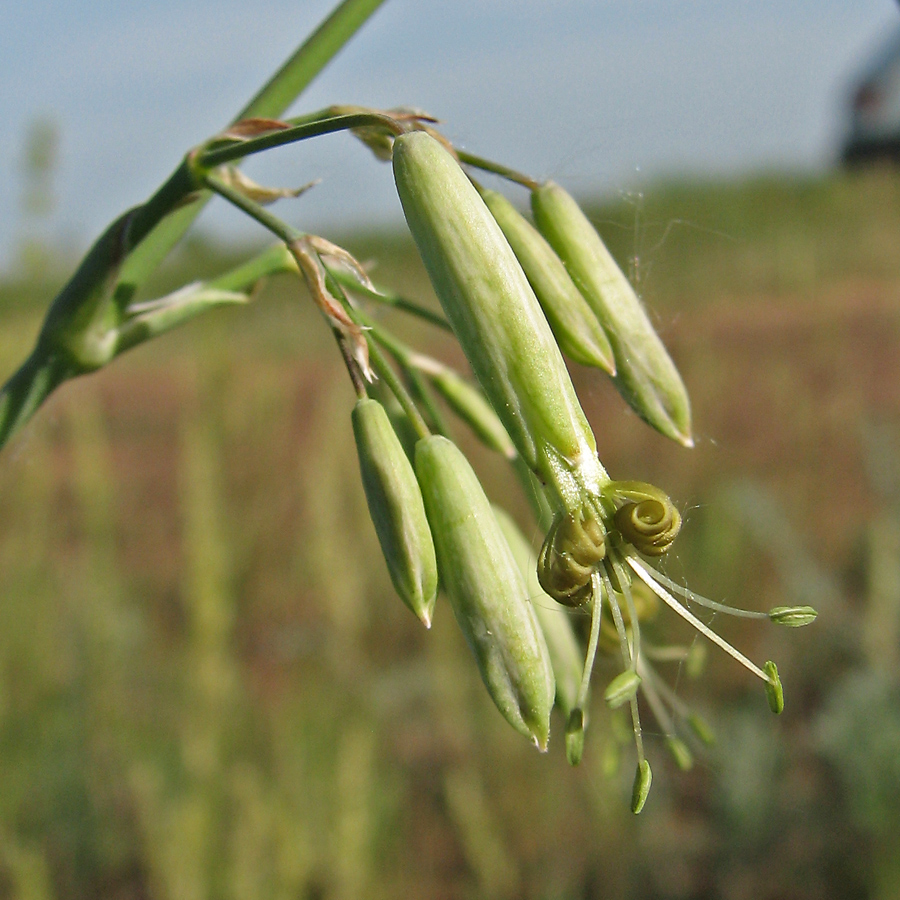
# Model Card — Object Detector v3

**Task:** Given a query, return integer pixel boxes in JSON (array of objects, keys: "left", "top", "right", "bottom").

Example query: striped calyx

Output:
[
  {"left": 532, "top": 180, "right": 693, "bottom": 447},
  {"left": 415, "top": 435, "right": 555, "bottom": 749},
  {"left": 352, "top": 398, "right": 438, "bottom": 627},
  {"left": 393, "top": 131, "right": 607, "bottom": 513}
]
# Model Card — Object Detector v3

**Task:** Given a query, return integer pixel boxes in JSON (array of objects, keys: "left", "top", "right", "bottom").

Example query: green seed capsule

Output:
[
  {"left": 768, "top": 605, "right": 818, "bottom": 627},
  {"left": 531, "top": 181, "right": 693, "bottom": 447},
  {"left": 478, "top": 187, "right": 615, "bottom": 373},
  {"left": 415, "top": 435, "right": 555, "bottom": 748},
  {"left": 493, "top": 505, "right": 585, "bottom": 718},
  {"left": 352, "top": 398, "right": 438, "bottom": 627},
  {"left": 604, "top": 669, "right": 642, "bottom": 709},
  {"left": 393, "top": 132, "right": 606, "bottom": 512}
]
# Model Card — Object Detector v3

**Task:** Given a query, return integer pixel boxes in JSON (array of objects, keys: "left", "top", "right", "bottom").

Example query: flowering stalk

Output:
[{"left": 392, "top": 129, "right": 817, "bottom": 806}]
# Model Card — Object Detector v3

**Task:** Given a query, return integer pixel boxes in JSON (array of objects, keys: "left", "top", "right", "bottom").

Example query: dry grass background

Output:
[{"left": 1, "top": 166, "right": 899, "bottom": 899}]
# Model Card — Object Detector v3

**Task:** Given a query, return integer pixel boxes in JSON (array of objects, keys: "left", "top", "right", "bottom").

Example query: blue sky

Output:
[{"left": 1, "top": 0, "right": 898, "bottom": 270}]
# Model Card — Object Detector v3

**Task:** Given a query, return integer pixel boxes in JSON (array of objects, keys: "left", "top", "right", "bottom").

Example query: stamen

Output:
[
  {"left": 602, "top": 570, "right": 646, "bottom": 763},
  {"left": 611, "top": 554, "right": 642, "bottom": 671},
  {"left": 643, "top": 643, "right": 692, "bottom": 664},
  {"left": 628, "top": 557, "right": 770, "bottom": 683},
  {"left": 603, "top": 570, "right": 635, "bottom": 669},
  {"left": 635, "top": 656, "right": 676, "bottom": 735},
  {"left": 575, "top": 571, "right": 605, "bottom": 713},
  {"left": 631, "top": 556, "right": 769, "bottom": 620}
]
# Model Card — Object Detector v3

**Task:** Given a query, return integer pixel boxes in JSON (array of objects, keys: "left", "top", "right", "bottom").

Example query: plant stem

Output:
[
  {"left": 199, "top": 113, "right": 404, "bottom": 169},
  {"left": 116, "top": 0, "right": 388, "bottom": 296},
  {"left": 456, "top": 150, "right": 540, "bottom": 191},
  {"left": 0, "top": 352, "right": 72, "bottom": 448},
  {"left": 328, "top": 267, "right": 450, "bottom": 331},
  {"left": 362, "top": 334, "right": 430, "bottom": 440},
  {"left": 203, "top": 173, "right": 303, "bottom": 245},
  {"left": 236, "top": 0, "right": 388, "bottom": 120}
]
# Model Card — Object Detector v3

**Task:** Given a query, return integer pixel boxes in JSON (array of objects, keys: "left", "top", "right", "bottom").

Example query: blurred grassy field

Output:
[{"left": 1, "top": 165, "right": 900, "bottom": 900}]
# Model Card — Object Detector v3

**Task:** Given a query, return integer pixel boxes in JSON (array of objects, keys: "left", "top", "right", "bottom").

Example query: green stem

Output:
[
  {"left": 204, "top": 172, "right": 303, "bottom": 245},
  {"left": 362, "top": 335, "right": 430, "bottom": 441},
  {"left": 334, "top": 295, "right": 429, "bottom": 439},
  {"left": 575, "top": 572, "right": 605, "bottom": 713},
  {"left": 0, "top": 0, "right": 389, "bottom": 457},
  {"left": 116, "top": 0, "right": 388, "bottom": 296},
  {"left": 236, "top": 0, "right": 388, "bottom": 120},
  {"left": 198, "top": 112, "right": 404, "bottom": 169},
  {"left": 347, "top": 309, "right": 451, "bottom": 435},
  {"left": 204, "top": 244, "right": 297, "bottom": 291},
  {"left": 328, "top": 268, "right": 450, "bottom": 331},
  {"left": 334, "top": 327, "right": 370, "bottom": 400},
  {"left": 456, "top": 149, "right": 540, "bottom": 191},
  {"left": 0, "top": 352, "right": 73, "bottom": 448}
]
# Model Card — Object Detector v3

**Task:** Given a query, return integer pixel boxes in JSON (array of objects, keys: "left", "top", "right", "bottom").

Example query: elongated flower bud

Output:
[
  {"left": 352, "top": 399, "right": 438, "bottom": 627},
  {"left": 415, "top": 435, "right": 555, "bottom": 748},
  {"left": 478, "top": 188, "right": 615, "bottom": 373},
  {"left": 393, "top": 132, "right": 606, "bottom": 512},
  {"left": 531, "top": 181, "right": 693, "bottom": 447},
  {"left": 493, "top": 505, "right": 585, "bottom": 718}
]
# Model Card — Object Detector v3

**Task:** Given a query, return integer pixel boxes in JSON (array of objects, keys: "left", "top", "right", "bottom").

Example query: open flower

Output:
[{"left": 537, "top": 475, "right": 815, "bottom": 809}]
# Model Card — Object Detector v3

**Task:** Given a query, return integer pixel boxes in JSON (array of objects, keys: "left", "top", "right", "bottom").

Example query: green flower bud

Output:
[
  {"left": 393, "top": 132, "right": 606, "bottom": 512},
  {"left": 531, "top": 181, "right": 693, "bottom": 447},
  {"left": 352, "top": 398, "right": 438, "bottom": 627},
  {"left": 664, "top": 736, "right": 694, "bottom": 771},
  {"left": 493, "top": 505, "right": 584, "bottom": 718},
  {"left": 768, "top": 605, "right": 818, "bottom": 627},
  {"left": 415, "top": 435, "right": 555, "bottom": 748},
  {"left": 604, "top": 669, "right": 642, "bottom": 709},
  {"left": 427, "top": 367, "right": 517, "bottom": 459},
  {"left": 478, "top": 187, "right": 615, "bottom": 373},
  {"left": 764, "top": 660, "right": 784, "bottom": 714},
  {"left": 687, "top": 712, "right": 716, "bottom": 746},
  {"left": 631, "top": 759, "right": 653, "bottom": 814},
  {"left": 565, "top": 708, "right": 586, "bottom": 766}
]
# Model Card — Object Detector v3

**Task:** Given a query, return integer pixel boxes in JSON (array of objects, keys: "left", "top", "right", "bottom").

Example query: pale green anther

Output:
[
  {"left": 565, "top": 708, "right": 586, "bottom": 766},
  {"left": 393, "top": 132, "right": 607, "bottom": 512},
  {"left": 479, "top": 187, "right": 615, "bottom": 373},
  {"left": 687, "top": 712, "right": 716, "bottom": 747},
  {"left": 428, "top": 368, "right": 518, "bottom": 459},
  {"left": 664, "top": 736, "right": 694, "bottom": 771},
  {"left": 352, "top": 399, "right": 438, "bottom": 628},
  {"left": 604, "top": 669, "right": 642, "bottom": 709},
  {"left": 764, "top": 660, "right": 784, "bottom": 714},
  {"left": 494, "top": 505, "right": 584, "bottom": 718},
  {"left": 768, "top": 605, "right": 818, "bottom": 627},
  {"left": 631, "top": 759, "right": 653, "bottom": 814},
  {"left": 685, "top": 642, "right": 708, "bottom": 679},
  {"left": 531, "top": 181, "right": 693, "bottom": 447},
  {"left": 415, "top": 435, "right": 555, "bottom": 749}
]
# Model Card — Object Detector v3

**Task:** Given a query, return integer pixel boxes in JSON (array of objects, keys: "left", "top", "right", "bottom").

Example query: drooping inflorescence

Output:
[
  {"left": 0, "top": 83, "right": 817, "bottom": 813},
  {"left": 382, "top": 129, "right": 816, "bottom": 810}
]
